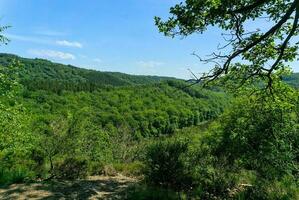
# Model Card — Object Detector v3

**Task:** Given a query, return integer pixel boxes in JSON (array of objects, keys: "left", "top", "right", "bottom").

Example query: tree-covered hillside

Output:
[
  {"left": 283, "top": 73, "right": 299, "bottom": 88},
  {"left": 0, "top": 53, "right": 231, "bottom": 186},
  {"left": 0, "top": 53, "right": 177, "bottom": 92},
  {"left": 0, "top": 53, "right": 228, "bottom": 138}
]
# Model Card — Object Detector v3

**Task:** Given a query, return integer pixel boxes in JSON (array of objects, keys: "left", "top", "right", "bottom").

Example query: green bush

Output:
[
  {"left": 144, "top": 139, "right": 193, "bottom": 192},
  {"left": 113, "top": 161, "right": 145, "bottom": 177},
  {"left": 54, "top": 157, "right": 88, "bottom": 180},
  {"left": 125, "top": 184, "right": 181, "bottom": 200},
  {"left": 238, "top": 176, "right": 299, "bottom": 200},
  {"left": 0, "top": 166, "right": 33, "bottom": 185},
  {"left": 88, "top": 161, "right": 105, "bottom": 175},
  {"left": 213, "top": 85, "right": 299, "bottom": 180}
]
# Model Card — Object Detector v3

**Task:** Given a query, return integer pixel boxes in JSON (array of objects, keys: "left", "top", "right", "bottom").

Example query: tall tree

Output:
[{"left": 156, "top": 0, "right": 299, "bottom": 90}]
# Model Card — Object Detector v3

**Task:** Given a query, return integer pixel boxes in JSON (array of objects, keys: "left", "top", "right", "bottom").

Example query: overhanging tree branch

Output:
[
  {"left": 199, "top": 0, "right": 298, "bottom": 85},
  {"left": 229, "top": 0, "right": 270, "bottom": 14},
  {"left": 265, "top": 4, "right": 299, "bottom": 90},
  {"left": 157, "top": 0, "right": 299, "bottom": 91}
]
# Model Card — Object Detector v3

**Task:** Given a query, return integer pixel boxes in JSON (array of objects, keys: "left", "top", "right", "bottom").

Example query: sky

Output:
[{"left": 0, "top": 0, "right": 298, "bottom": 79}]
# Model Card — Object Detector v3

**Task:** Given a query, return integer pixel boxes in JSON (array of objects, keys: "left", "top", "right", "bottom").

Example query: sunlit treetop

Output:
[{"left": 155, "top": 0, "right": 299, "bottom": 91}]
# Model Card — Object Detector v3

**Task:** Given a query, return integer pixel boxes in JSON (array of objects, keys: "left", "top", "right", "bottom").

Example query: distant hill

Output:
[
  {"left": 1, "top": 53, "right": 297, "bottom": 92},
  {"left": 0, "top": 53, "right": 177, "bottom": 92},
  {"left": 283, "top": 73, "right": 299, "bottom": 88}
]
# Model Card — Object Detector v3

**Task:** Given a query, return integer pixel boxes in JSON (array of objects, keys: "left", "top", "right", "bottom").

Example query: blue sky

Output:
[{"left": 0, "top": 0, "right": 298, "bottom": 79}]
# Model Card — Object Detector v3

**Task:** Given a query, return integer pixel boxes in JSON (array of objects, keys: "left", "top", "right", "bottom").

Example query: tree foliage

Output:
[
  {"left": 214, "top": 82, "right": 299, "bottom": 179},
  {"left": 144, "top": 139, "right": 192, "bottom": 192},
  {"left": 0, "top": 25, "right": 9, "bottom": 45},
  {"left": 0, "top": 62, "right": 35, "bottom": 184}
]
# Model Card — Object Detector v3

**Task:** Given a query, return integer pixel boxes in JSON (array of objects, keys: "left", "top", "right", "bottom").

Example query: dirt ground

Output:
[{"left": 0, "top": 175, "right": 138, "bottom": 200}]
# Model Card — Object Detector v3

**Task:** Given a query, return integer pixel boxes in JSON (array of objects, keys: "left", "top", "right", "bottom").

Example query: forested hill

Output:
[
  {"left": 1, "top": 53, "right": 298, "bottom": 91},
  {"left": 0, "top": 52, "right": 229, "bottom": 138},
  {"left": 0, "top": 53, "right": 176, "bottom": 92},
  {"left": 283, "top": 73, "right": 299, "bottom": 88}
]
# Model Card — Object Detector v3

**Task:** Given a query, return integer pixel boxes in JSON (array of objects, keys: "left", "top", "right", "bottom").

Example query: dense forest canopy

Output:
[{"left": 0, "top": 54, "right": 230, "bottom": 137}]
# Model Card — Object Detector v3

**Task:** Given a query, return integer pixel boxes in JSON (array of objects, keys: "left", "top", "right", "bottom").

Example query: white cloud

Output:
[
  {"left": 137, "top": 60, "right": 164, "bottom": 68},
  {"left": 28, "top": 49, "right": 76, "bottom": 60},
  {"left": 56, "top": 40, "right": 82, "bottom": 48},
  {"left": 5, "top": 34, "right": 52, "bottom": 45},
  {"left": 5, "top": 34, "right": 82, "bottom": 49}
]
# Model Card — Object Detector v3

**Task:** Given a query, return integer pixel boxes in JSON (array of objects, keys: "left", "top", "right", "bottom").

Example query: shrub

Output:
[
  {"left": 113, "top": 161, "right": 145, "bottom": 177},
  {"left": 190, "top": 164, "right": 238, "bottom": 199},
  {"left": 239, "top": 175, "right": 299, "bottom": 200},
  {"left": 213, "top": 86, "right": 299, "bottom": 180},
  {"left": 101, "top": 164, "right": 117, "bottom": 176},
  {"left": 0, "top": 166, "right": 33, "bottom": 185},
  {"left": 144, "top": 139, "right": 193, "bottom": 192},
  {"left": 125, "top": 184, "right": 180, "bottom": 200},
  {"left": 55, "top": 157, "right": 88, "bottom": 180},
  {"left": 88, "top": 161, "right": 105, "bottom": 175}
]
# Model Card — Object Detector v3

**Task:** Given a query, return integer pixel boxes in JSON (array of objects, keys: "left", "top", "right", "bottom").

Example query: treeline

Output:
[
  {"left": 0, "top": 53, "right": 176, "bottom": 89},
  {"left": 21, "top": 79, "right": 108, "bottom": 93}
]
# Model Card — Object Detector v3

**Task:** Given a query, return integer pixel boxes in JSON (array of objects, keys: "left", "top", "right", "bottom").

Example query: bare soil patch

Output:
[{"left": 0, "top": 175, "right": 138, "bottom": 200}]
